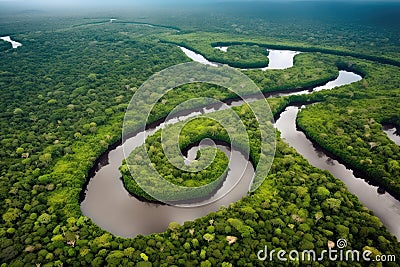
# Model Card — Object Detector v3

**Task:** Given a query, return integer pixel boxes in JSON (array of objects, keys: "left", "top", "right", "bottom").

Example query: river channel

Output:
[{"left": 81, "top": 46, "right": 400, "bottom": 240}]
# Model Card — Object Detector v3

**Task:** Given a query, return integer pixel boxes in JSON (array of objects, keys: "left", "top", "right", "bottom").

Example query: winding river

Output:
[
  {"left": 183, "top": 46, "right": 300, "bottom": 70},
  {"left": 81, "top": 47, "right": 400, "bottom": 240},
  {"left": 277, "top": 107, "right": 400, "bottom": 240},
  {"left": 81, "top": 138, "right": 254, "bottom": 237}
]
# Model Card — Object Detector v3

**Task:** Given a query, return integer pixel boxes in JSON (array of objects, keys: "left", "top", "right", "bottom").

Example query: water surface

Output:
[
  {"left": 276, "top": 106, "right": 400, "bottom": 240},
  {"left": 0, "top": 36, "right": 22, "bottom": 49},
  {"left": 383, "top": 125, "right": 400, "bottom": 146},
  {"left": 81, "top": 54, "right": 398, "bottom": 240},
  {"left": 81, "top": 111, "right": 254, "bottom": 237},
  {"left": 262, "top": 49, "right": 300, "bottom": 70},
  {"left": 179, "top": 46, "right": 218, "bottom": 67},
  {"left": 184, "top": 46, "right": 299, "bottom": 70},
  {"left": 314, "top": 70, "right": 362, "bottom": 91}
]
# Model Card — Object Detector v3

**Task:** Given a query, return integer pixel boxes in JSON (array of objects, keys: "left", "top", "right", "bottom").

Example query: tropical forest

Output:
[{"left": 0, "top": 0, "right": 399, "bottom": 266}]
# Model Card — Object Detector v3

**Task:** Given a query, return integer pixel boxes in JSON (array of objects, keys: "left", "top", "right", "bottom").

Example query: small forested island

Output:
[{"left": 0, "top": 0, "right": 399, "bottom": 266}]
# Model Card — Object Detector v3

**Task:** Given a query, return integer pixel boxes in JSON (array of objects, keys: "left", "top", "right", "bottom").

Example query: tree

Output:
[
  {"left": 140, "top": 252, "right": 149, "bottom": 261},
  {"left": 74, "top": 132, "right": 82, "bottom": 139},
  {"left": 316, "top": 186, "right": 330, "bottom": 199},
  {"left": 87, "top": 73, "right": 97, "bottom": 82},
  {"left": 203, "top": 233, "right": 214, "bottom": 243},
  {"left": 16, "top": 147, "right": 24, "bottom": 155},
  {"left": 200, "top": 260, "right": 212, "bottom": 267},
  {"left": 2, "top": 208, "right": 20, "bottom": 225},
  {"left": 37, "top": 213, "right": 51, "bottom": 224},
  {"left": 137, "top": 262, "right": 152, "bottom": 267},
  {"left": 106, "top": 251, "right": 124, "bottom": 265},
  {"left": 13, "top": 108, "right": 23, "bottom": 115},
  {"left": 168, "top": 222, "right": 180, "bottom": 231},
  {"left": 39, "top": 153, "right": 52, "bottom": 166}
]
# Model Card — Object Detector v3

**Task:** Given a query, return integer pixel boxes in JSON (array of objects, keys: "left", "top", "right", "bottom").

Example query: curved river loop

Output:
[{"left": 81, "top": 46, "right": 400, "bottom": 240}]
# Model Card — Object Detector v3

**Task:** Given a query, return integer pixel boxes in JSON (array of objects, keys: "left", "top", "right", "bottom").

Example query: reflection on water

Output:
[
  {"left": 263, "top": 70, "right": 362, "bottom": 98},
  {"left": 314, "top": 70, "right": 362, "bottom": 91},
  {"left": 81, "top": 50, "right": 398, "bottom": 240},
  {"left": 276, "top": 106, "right": 400, "bottom": 240},
  {"left": 262, "top": 49, "right": 300, "bottom": 70},
  {"left": 180, "top": 46, "right": 218, "bottom": 67},
  {"left": 81, "top": 109, "right": 254, "bottom": 237},
  {"left": 186, "top": 46, "right": 299, "bottom": 70}
]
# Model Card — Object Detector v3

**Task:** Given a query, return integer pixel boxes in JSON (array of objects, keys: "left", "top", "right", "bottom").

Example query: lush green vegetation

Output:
[
  {"left": 244, "top": 53, "right": 338, "bottom": 92},
  {"left": 110, "top": 137, "right": 400, "bottom": 266},
  {"left": 297, "top": 98, "right": 400, "bottom": 197},
  {"left": 121, "top": 94, "right": 400, "bottom": 265},
  {"left": 122, "top": 145, "right": 228, "bottom": 202},
  {"left": 155, "top": 1, "right": 400, "bottom": 64},
  {"left": 0, "top": 2, "right": 399, "bottom": 266},
  {"left": 0, "top": 22, "right": 190, "bottom": 265},
  {"left": 162, "top": 31, "right": 400, "bottom": 67},
  {"left": 147, "top": 53, "right": 339, "bottom": 124},
  {"left": 182, "top": 43, "right": 270, "bottom": 68},
  {"left": 121, "top": 98, "right": 268, "bottom": 202},
  {"left": 0, "top": 40, "right": 11, "bottom": 52},
  {"left": 283, "top": 55, "right": 400, "bottom": 198},
  {"left": 4, "top": 92, "right": 400, "bottom": 265},
  {"left": 218, "top": 44, "right": 269, "bottom": 68},
  {"left": 121, "top": 118, "right": 230, "bottom": 202}
]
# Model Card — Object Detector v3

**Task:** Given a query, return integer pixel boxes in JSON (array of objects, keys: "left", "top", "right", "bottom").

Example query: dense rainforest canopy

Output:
[{"left": 0, "top": 1, "right": 399, "bottom": 266}]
